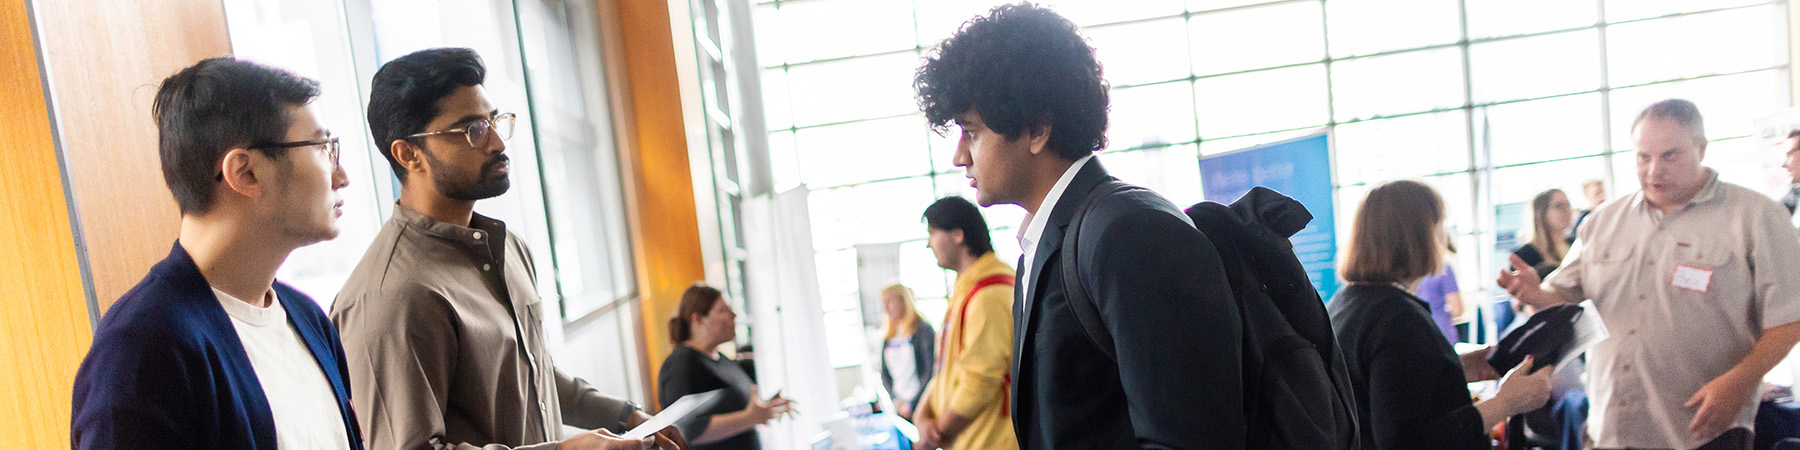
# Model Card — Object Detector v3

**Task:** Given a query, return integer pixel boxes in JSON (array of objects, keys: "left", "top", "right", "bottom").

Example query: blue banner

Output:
[{"left": 1199, "top": 133, "right": 1339, "bottom": 301}]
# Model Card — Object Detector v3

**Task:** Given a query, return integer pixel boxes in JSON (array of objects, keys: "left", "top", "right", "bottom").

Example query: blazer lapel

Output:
[
  {"left": 277, "top": 289, "right": 350, "bottom": 406},
  {"left": 163, "top": 242, "right": 279, "bottom": 446},
  {"left": 1012, "top": 255, "right": 1027, "bottom": 399},
  {"left": 1012, "top": 158, "right": 1113, "bottom": 387}
]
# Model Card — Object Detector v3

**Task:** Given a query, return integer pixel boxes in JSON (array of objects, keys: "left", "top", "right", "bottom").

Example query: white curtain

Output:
[{"left": 744, "top": 186, "right": 839, "bottom": 449}]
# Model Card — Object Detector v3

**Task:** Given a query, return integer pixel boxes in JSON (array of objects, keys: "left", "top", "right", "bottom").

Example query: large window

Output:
[
  {"left": 223, "top": 0, "right": 636, "bottom": 321},
  {"left": 223, "top": 0, "right": 390, "bottom": 309},
  {"left": 517, "top": 0, "right": 637, "bottom": 319},
  {"left": 223, "top": 0, "right": 644, "bottom": 408},
  {"left": 753, "top": 0, "right": 1793, "bottom": 366}
]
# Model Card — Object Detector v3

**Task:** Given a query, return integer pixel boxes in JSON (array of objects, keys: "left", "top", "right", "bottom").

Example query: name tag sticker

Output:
[{"left": 1672, "top": 264, "right": 1713, "bottom": 292}]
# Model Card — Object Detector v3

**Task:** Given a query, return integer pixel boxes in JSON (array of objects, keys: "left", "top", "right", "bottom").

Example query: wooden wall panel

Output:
[
  {"left": 33, "top": 0, "right": 231, "bottom": 313},
  {"left": 0, "top": 0, "right": 94, "bottom": 443},
  {"left": 601, "top": 0, "right": 710, "bottom": 400}
]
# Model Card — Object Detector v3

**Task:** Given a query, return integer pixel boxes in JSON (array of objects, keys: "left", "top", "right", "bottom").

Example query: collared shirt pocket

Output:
[
  {"left": 1583, "top": 242, "right": 1636, "bottom": 292},
  {"left": 1668, "top": 238, "right": 1739, "bottom": 298}
]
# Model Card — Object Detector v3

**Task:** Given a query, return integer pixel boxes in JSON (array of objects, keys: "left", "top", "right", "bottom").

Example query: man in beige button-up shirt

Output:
[
  {"left": 333, "top": 48, "right": 681, "bottom": 450},
  {"left": 1501, "top": 99, "right": 1800, "bottom": 450}
]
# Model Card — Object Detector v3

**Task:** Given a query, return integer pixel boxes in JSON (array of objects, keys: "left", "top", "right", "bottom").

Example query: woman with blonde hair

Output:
[
  {"left": 878, "top": 283, "right": 935, "bottom": 420},
  {"left": 1330, "top": 180, "right": 1553, "bottom": 449}
]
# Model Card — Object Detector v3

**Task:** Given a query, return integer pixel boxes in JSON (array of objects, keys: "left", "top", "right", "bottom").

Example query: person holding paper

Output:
[
  {"left": 332, "top": 48, "right": 679, "bottom": 450},
  {"left": 659, "top": 284, "right": 791, "bottom": 450},
  {"left": 1331, "top": 180, "right": 1554, "bottom": 450},
  {"left": 1499, "top": 99, "right": 1800, "bottom": 450}
]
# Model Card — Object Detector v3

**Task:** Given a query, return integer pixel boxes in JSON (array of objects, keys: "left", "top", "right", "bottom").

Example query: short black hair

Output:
[
  {"left": 366, "top": 47, "right": 487, "bottom": 181},
  {"left": 923, "top": 196, "right": 994, "bottom": 257},
  {"left": 153, "top": 57, "right": 320, "bottom": 215},
  {"left": 915, "top": 2, "right": 1108, "bottom": 160}
]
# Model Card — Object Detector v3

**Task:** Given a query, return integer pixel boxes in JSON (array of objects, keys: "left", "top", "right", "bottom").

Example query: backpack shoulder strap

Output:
[
  {"left": 1059, "top": 181, "right": 1138, "bottom": 362},
  {"left": 951, "top": 275, "right": 1016, "bottom": 344},
  {"left": 950, "top": 274, "right": 1019, "bottom": 415}
]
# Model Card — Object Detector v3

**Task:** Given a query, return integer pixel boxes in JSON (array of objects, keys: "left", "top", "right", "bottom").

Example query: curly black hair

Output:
[{"left": 914, "top": 3, "right": 1108, "bottom": 160}]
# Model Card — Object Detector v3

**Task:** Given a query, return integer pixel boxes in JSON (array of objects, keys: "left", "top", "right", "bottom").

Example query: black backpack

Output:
[{"left": 1061, "top": 183, "right": 1360, "bottom": 450}]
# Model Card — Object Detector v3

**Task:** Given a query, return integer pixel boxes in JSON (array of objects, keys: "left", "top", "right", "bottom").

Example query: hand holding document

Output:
[{"left": 622, "top": 389, "right": 723, "bottom": 440}]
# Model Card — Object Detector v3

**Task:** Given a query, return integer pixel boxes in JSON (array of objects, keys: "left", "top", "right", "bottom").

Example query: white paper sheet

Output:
[{"left": 621, "top": 390, "right": 723, "bottom": 440}]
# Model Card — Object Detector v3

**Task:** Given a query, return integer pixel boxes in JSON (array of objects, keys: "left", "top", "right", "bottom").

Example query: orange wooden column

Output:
[
  {"left": 33, "top": 0, "right": 230, "bottom": 313},
  {"left": 601, "top": 0, "right": 710, "bottom": 401},
  {"left": 0, "top": 0, "right": 95, "bottom": 442},
  {"left": 3, "top": 0, "right": 231, "bottom": 439}
]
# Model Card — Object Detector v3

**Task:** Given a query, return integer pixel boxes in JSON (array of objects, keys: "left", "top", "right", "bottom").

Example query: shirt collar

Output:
[
  {"left": 1018, "top": 154, "right": 1095, "bottom": 251},
  {"left": 1628, "top": 167, "right": 1721, "bottom": 213},
  {"left": 953, "top": 252, "right": 1009, "bottom": 289},
  {"left": 1690, "top": 168, "right": 1722, "bottom": 204},
  {"left": 390, "top": 202, "right": 508, "bottom": 254},
  {"left": 213, "top": 288, "right": 285, "bottom": 327}
]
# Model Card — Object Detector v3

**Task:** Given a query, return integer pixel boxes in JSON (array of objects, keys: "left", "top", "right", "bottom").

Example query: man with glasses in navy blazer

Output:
[{"left": 71, "top": 57, "right": 363, "bottom": 450}]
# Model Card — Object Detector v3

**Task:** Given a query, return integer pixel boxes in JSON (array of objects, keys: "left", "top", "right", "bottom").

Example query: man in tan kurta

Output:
[{"left": 333, "top": 48, "right": 678, "bottom": 450}]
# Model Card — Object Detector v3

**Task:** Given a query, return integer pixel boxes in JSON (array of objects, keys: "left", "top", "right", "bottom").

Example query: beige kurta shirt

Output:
[
  {"left": 1544, "top": 169, "right": 1800, "bottom": 449},
  {"left": 333, "top": 204, "right": 631, "bottom": 450}
]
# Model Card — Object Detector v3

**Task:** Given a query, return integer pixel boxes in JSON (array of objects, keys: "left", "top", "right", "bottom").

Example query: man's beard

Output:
[{"left": 427, "top": 151, "right": 511, "bottom": 201}]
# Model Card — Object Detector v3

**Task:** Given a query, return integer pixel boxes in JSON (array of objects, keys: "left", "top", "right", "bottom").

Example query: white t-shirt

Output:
[
  {"left": 884, "top": 337, "right": 921, "bottom": 405},
  {"left": 214, "top": 289, "right": 353, "bottom": 450}
]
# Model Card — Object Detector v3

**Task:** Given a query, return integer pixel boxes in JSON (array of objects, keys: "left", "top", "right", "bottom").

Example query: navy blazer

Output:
[
  {"left": 71, "top": 243, "right": 364, "bottom": 450},
  {"left": 1011, "top": 159, "right": 1246, "bottom": 450}
]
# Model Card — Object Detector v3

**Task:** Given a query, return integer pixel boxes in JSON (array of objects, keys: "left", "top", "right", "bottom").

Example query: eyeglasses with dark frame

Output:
[
  {"left": 403, "top": 112, "right": 517, "bottom": 148},
  {"left": 213, "top": 137, "right": 342, "bottom": 181}
]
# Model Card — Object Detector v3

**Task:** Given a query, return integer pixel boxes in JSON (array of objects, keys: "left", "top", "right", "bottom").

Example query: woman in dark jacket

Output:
[
  {"left": 1330, "top": 180, "right": 1554, "bottom": 450},
  {"left": 877, "top": 283, "right": 935, "bottom": 420},
  {"left": 659, "top": 284, "right": 791, "bottom": 450}
]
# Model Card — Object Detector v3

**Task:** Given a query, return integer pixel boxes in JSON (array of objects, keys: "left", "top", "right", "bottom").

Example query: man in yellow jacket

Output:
[{"left": 914, "top": 196, "right": 1018, "bottom": 450}]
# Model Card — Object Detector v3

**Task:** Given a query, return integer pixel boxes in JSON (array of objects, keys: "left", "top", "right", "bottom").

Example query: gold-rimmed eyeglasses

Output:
[{"left": 403, "top": 112, "right": 516, "bottom": 148}]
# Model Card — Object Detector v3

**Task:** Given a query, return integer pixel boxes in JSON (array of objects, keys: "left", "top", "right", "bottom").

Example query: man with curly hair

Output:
[{"left": 914, "top": 3, "right": 1246, "bottom": 449}]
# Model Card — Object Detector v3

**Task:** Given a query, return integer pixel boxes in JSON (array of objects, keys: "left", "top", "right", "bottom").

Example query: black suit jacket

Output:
[{"left": 1011, "top": 158, "right": 1247, "bottom": 450}]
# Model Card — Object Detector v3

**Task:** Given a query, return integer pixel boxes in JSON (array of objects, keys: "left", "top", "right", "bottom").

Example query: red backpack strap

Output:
[
  {"left": 940, "top": 275, "right": 1015, "bottom": 359},
  {"left": 949, "top": 275, "right": 1015, "bottom": 416},
  {"left": 955, "top": 275, "right": 1016, "bottom": 342}
]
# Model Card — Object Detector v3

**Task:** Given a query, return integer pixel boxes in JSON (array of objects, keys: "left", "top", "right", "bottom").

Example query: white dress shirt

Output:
[{"left": 1017, "top": 154, "right": 1094, "bottom": 310}]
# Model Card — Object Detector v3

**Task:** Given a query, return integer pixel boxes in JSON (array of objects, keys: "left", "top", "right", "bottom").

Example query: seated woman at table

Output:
[{"left": 659, "top": 284, "right": 792, "bottom": 450}]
